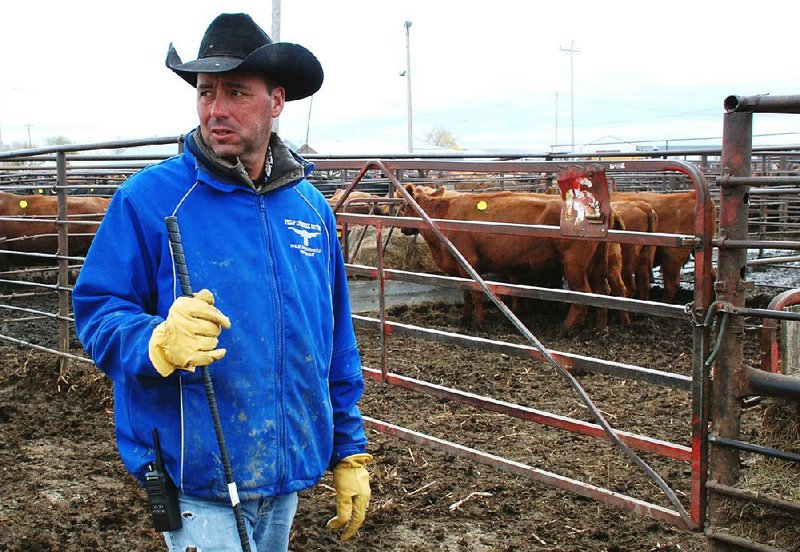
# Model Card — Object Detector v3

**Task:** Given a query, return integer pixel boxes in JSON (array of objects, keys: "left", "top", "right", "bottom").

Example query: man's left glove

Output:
[{"left": 326, "top": 453, "right": 373, "bottom": 541}]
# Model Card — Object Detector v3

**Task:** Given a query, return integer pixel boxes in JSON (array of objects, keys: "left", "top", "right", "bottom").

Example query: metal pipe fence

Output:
[
  {"left": 1, "top": 129, "right": 800, "bottom": 545},
  {"left": 704, "top": 94, "right": 800, "bottom": 552},
  {"left": 0, "top": 138, "right": 185, "bottom": 381}
]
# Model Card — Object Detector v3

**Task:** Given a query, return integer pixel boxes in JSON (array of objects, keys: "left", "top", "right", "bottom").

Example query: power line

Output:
[
  {"left": 552, "top": 131, "right": 800, "bottom": 151},
  {"left": 589, "top": 98, "right": 718, "bottom": 116}
]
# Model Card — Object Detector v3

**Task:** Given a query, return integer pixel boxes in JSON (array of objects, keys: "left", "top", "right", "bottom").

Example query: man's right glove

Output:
[{"left": 148, "top": 289, "right": 231, "bottom": 377}]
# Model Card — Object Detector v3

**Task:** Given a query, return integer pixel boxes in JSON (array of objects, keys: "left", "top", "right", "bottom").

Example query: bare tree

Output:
[
  {"left": 45, "top": 136, "right": 73, "bottom": 146},
  {"left": 424, "top": 127, "right": 461, "bottom": 150}
]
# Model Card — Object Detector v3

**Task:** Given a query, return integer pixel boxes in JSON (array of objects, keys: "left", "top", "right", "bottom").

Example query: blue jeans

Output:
[{"left": 163, "top": 492, "right": 298, "bottom": 552}]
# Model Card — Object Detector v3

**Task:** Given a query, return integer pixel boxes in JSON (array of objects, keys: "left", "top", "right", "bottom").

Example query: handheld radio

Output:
[{"left": 144, "top": 427, "right": 182, "bottom": 531}]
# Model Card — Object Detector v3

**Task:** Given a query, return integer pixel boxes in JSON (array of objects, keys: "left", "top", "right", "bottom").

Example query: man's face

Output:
[{"left": 197, "top": 71, "right": 285, "bottom": 169}]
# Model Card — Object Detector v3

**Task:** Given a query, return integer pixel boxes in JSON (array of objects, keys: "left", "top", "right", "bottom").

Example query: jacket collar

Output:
[{"left": 185, "top": 128, "right": 314, "bottom": 194}]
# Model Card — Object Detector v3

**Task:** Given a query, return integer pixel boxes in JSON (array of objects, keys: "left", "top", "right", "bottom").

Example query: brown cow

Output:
[
  {"left": 611, "top": 190, "right": 701, "bottom": 302},
  {"left": 327, "top": 189, "right": 393, "bottom": 216},
  {"left": 0, "top": 191, "right": 111, "bottom": 270},
  {"left": 400, "top": 185, "right": 613, "bottom": 330},
  {"left": 609, "top": 200, "right": 658, "bottom": 301}
]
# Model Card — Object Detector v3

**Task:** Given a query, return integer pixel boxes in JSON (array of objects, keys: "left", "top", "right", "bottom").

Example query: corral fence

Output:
[
  {"left": 0, "top": 137, "right": 181, "bottom": 375},
  {"left": 0, "top": 100, "right": 798, "bottom": 550},
  {"left": 703, "top": 95, "right": 800, "bottom": 551}
]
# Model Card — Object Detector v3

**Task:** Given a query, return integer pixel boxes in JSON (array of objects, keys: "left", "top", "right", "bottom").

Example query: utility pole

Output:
[
  {"left": 404, "top": 20, "right": 413, "bottom": 153},
  {"left": 25, "top": 124, "right": 33, "bottom": 148},
  {"left": 305, "top": 95, "right": 313, "bottom": 147},
  {"left": 554, "top": 91, "right": 559, "bottom": 151},
  {"left": 559, "top": 41, "right": 579, "bottom": 152},
  {"left": 271, "top": 0, "right": 281, "bottom": 135}
]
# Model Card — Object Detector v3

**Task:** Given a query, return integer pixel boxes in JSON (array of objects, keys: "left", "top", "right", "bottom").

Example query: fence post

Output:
[
  {"left": 708, "top": 110, "right": 752, "bottom": 550},
  {"left": 56, "top": 152, "right": 70, "bottom": 378}
]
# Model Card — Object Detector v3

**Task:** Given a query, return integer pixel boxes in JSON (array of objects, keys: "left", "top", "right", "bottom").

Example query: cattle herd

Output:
[{"left": 329, "top": 182, "right": 702, "bottom": 330}]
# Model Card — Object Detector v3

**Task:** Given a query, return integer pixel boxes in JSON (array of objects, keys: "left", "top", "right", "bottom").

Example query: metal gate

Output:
[{"left": 323, "top": 156, "right": 715, "bottom": 531}]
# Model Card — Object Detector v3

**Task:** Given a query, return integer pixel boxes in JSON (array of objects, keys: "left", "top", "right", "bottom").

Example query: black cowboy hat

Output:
[{"left": 165, "top": 13, "right": 323, "bottom": 101}]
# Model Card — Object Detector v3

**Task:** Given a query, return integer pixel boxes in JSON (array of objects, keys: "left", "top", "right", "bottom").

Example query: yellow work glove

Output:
[
  {"left": 148, "top": 289, "right": 231, "bottom": 377},
  {"left": 326, "top": 453, "right": 373, "bottom": 541}
]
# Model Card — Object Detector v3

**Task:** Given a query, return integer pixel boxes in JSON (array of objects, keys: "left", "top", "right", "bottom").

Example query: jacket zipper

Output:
[{"left": 259, "top": 196, "right": 286, "bottom": 491}]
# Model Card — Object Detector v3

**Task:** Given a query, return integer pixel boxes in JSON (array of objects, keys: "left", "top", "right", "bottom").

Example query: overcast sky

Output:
[{"left": 1, "top": 0, "right": 797, "bottom": 154}]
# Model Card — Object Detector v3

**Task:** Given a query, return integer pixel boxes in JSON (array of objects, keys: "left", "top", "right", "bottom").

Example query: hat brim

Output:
[{"left": 166, "top": 42, "right": 323, "bottom": 101}]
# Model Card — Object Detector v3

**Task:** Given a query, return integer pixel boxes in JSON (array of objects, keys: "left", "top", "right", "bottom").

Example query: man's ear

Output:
[{"left": 271, "top": 86, "right": 286, "bottom": 117}]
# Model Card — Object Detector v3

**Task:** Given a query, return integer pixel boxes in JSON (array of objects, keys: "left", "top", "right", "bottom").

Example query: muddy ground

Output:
[{"left": 0, "top": 283, "right": 790, "bottom": 551}]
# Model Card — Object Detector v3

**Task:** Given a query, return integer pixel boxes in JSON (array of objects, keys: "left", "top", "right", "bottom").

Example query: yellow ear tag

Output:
[
  {"left": 476, "top": 200, "right": 488, "bottom": 211},
  {"left": 19, "top": 200, "right": 28, "bottom": 209},
  {"left": 38, "top": 189, "right": 44, "bottom": 194}
]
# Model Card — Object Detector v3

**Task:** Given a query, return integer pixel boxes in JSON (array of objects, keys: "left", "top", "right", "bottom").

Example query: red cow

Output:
[
  {"left": 401, "top": 185, "right": 615, "bottom": 330},
  {"left": 328, "top": 189, "right": 393, "bottom": 216},
  {"left": 611, "top": 190, "right": 702, "bottom": 302},
  {"left": 0, "top": 191, "right": 111, "bottom": 270},
  {"left": 610, "top": 200, "right": 659, "bottom": 300}
]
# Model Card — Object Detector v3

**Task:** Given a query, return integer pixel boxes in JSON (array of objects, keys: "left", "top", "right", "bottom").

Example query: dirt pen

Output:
[{"left": 0, "top": 97, "right": 799, "bottom": 551}]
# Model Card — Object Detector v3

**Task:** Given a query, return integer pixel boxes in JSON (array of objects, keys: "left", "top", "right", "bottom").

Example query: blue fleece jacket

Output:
[{"left": 72, "top": 131, "right": 367, "bottom": 501}]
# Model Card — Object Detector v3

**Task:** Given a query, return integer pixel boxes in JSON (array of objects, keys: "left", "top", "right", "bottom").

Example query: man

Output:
[{"left": 72, "top": 13, "right": 371, "bottom": 551}]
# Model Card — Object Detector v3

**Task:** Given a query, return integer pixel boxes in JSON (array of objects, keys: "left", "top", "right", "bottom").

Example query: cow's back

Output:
[
  {"left": 328, "top": 189, "right": 392, "bottom": 216},
  {"left": 611, "top": 190, "right": 699, "bottom": 302},
  {"left": 0, "top": 192, "right": 110, "bottom": 257},
  {"left": 611, "top": 190, "right": 695, "bottom": 235},
  {"left": 413, "top": 190, "right": 573, "bottom": 275}
]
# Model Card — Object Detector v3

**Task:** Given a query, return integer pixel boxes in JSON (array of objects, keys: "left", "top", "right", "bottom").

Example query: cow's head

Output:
[
  {"left": 399, "top": 184, "right": 448, "bottom": 235},
  {"left": 400, "top": 184, "right": 420, "bottom": 235}
]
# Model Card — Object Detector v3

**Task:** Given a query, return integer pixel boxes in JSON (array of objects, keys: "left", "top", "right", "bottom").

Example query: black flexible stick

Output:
[{"left": 165, "top": 216, "right": 251, "bottom": 552}]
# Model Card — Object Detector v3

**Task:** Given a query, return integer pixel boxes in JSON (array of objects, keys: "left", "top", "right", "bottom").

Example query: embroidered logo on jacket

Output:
[{"left": 285, "top": 219, "right": 322, "bottom": 257}]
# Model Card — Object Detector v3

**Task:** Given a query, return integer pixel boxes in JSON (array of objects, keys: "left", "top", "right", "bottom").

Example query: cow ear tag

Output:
[
  {"left": 19, "top": 200, "right": 28, "bottom": 209},
  {"left": 476, "top": 200, "right": 488, "bottom": 211}
]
